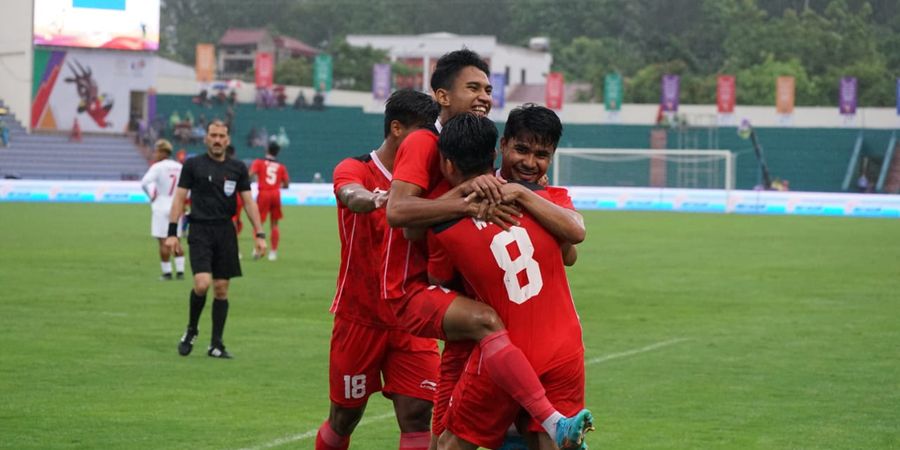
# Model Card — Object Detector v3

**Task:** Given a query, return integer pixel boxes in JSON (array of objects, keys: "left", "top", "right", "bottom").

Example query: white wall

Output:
[
  {"left": 491, "top": 44, "right": 552, "bottom": 87},
  {"left": 0, "top": 0, "right": 34, "bottom": 130}
]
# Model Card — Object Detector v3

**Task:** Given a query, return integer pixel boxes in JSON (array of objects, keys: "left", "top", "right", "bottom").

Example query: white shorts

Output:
[{"left": 151, "top": 211, "right": 184, "bottom": 238}]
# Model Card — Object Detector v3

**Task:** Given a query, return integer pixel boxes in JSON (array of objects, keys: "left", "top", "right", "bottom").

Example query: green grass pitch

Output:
[{"left": 0, "top": 203, "right": 898, "bottom": 449}]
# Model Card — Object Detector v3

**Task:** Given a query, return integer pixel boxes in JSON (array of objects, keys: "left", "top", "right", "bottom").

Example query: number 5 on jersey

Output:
[{"left": 489, "top": 226, "right": 543, "bottom": 304}]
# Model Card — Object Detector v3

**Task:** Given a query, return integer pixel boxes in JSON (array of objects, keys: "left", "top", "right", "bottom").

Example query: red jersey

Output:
[
  {"left": 381, "top": 129, "right": 449, "bottom": 301},
  {"left": 331, "top": 151, "right": 398, "bottom": 328},
  {"left": 545, "top": 185, "right": 574, "bottom": 210},
  {"left": 429, "top": 182, "right": 583, "bottom": 371},
  {"left": 250, "top": 157, "right": 289, "bottom": 191}
]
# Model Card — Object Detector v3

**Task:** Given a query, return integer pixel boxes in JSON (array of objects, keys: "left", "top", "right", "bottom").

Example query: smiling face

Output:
[
  {"left": 204, "top": 122, "right": 230, "bottom": 160},
  {"left": 436, "top": 66, "right": 492, "bottom": 121},
  {"left": 500, "top": 134, "right": 556, "bottom": 183}
]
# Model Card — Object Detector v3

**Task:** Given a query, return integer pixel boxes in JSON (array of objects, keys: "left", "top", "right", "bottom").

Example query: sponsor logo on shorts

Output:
[{"left": 419, "top": 379, "right": 437, "bottom": 391}]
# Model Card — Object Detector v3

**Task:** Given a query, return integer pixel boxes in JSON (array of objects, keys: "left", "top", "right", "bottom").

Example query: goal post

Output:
[{"left": 552, "top": 148, "right": 735, "bottom": 190}]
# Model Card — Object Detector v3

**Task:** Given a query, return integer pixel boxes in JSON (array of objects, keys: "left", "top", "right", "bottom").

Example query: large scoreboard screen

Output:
[{"left": 33, "top": 0, "right": 160, "bottom": 51}]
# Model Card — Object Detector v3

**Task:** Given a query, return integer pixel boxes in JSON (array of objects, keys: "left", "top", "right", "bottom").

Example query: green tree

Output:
[{"left": 274, "top": 57, "right": 313, "bottom": 87}]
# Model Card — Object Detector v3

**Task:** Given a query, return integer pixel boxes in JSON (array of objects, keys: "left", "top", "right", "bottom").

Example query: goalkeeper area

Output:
[
  {"left": 1, "top": 203, "right": 898, "bottom": 449},
  {"left": 553, "top": 148, "right": 735, "bottom": 190}
]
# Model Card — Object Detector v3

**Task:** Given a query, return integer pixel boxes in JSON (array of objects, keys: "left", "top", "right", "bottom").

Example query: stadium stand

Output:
[
  {"left": 0, "top": 99, "right": 148, "bottom": 180},
  {"left": 155, "top": 94, "right": 384, "bottom": 183},
  {"left": 156, "top": 94, "right": 898, "bottom": 191}
]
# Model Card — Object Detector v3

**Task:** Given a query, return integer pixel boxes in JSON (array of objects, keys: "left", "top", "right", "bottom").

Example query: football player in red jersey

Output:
[
  {"left": 430, "top": 104, "right": 587, "bottom": 448},
  {"left": 315, "top": 90, "right": 441, "bottom": 450},
  {"left": 430, "top": 113, "right": 592, "bottom": 450},
  {"left": 383, "top": 50, "right": 590, "bottom": 450},
  {"left": 249, "top": 141, "right": 290, "bottom": 260}
]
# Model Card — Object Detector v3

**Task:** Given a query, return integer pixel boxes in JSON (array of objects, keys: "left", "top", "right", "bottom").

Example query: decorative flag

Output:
[
  {"left": 254, "top": 52, "right": 273, "bottom": 88},
  {"left": 776, "top": 76, "right": 795, "bottom": 114},
  {"left": 313, "top": 54, "right": 333, "bottom": 92},
  {"left": 839, "top": 77, "right": 857, "bottom": 115},
  {"left": 195, "top": 44, "right": 215, "bottom": 82},
  {"left": 490, "top": 73, "right": 506, "bottom": 109},
  {"left": 372, "top": 64, "right": 391, "bottom": 100},
  {"left": 717, "top": 75, "right": 736, "bottom": 114},
  {"left": 661, "top": 75, "right": 679, "bottom": 112},
  {"left": 545, "top": 72, "right": 564, "bottom": 110},
  {"left": 604, "top": 73, "right": 623, "bottom": 111}
]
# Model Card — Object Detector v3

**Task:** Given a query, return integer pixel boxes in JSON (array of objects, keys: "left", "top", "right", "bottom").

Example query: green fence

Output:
[{"left": 156, "top": 95, "right": 897, "bottom": 192}]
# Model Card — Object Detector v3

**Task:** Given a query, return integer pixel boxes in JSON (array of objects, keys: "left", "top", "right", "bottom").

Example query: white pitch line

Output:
[
  {"left": 586, "top": 338, "right": 691, "bottom": 366},
  {"left": 237, "top": 412, "right": 396, "bottom": 450},
  {"left": 241, "top": 338, "right": 689, "bottom": 450}
]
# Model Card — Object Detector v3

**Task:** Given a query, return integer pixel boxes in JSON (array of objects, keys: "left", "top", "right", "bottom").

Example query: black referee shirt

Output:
[{"left": 178, "top": 153, "right": 251, "bottom": 223}]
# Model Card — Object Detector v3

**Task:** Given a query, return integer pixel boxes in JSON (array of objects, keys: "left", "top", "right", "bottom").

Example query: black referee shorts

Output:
[{"left": 187, "top": 222, "right": 242, "bottom": 279}]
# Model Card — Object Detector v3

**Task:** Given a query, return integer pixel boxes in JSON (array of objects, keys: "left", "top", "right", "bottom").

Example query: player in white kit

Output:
[{"left": 141, "top": 139, "right": 187, "bottom": 280}]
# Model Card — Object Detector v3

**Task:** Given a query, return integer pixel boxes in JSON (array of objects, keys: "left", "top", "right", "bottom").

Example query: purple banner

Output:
[
  {"left": 372, "top": 63, "right": 391, "bottom": 100},
  {"left": 839, "top": 77, "right": 857, "bottom": 115},
  {"left": 661, "top": 75, "right": 680, "bottom": 112},
  {"left": 490, "top": 73, "right": 506, "bottom": 109}
]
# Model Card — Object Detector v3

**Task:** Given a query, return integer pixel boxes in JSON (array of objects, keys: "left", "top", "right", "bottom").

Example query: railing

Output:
[
  {"left": 840, "top": 131, "right": 864, "bottom": 191},
  {"left": 875, "top": 131, "right": 897, "bottom": 193}
]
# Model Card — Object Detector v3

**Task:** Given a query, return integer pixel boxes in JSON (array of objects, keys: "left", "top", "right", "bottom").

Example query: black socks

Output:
[
  {"left": 188, "top": 289, "right": 206, "bottom": 331},
  {"left": 211, "top": 299, "right": 229, "bottom": 347}
]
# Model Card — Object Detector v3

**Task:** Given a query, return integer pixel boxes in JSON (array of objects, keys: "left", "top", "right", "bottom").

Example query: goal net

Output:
[{"left": 552, "top": 148, "right": 735, "bottom": 190}]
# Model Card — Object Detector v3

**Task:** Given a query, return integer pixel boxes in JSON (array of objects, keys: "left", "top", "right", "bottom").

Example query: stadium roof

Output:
[
  {"left": 273, "top": 36, "right": 319, "bottom": 57},
  {"left": 218, "top": 28, "right": 270, "bottom": 46}
]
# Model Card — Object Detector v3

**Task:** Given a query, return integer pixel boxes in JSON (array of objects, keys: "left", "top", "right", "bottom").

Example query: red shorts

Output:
[
  {"left": 386, "top": 283, "right": 456, "bottom": 341},
  {"left": 445, "top": 348, "right": 585, "bottom": 449},
  {"left": 329, "top": 316, "right": 440, "bottom": 408},
  {"left": 432, "top": 340, "right": 476, "bottom": 437},
  {"left": 256, "top": 189, "right": 283, "bottom": 222}
]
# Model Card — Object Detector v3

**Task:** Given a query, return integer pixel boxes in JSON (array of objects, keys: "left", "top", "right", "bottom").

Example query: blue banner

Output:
[
  {"left": 490, "top": 73, "right": 506, "bottom": 109},
  {"left": 73, "top": 0, "right": 126, "bottom": 10},
  {"left": 896, "top": 78, "right": 900, "bottom": 115}
]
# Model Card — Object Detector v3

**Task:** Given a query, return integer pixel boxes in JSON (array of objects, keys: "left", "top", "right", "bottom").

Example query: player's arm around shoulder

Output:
[{"left": 502, "top": 183, "right": 585, "bottom": 245}]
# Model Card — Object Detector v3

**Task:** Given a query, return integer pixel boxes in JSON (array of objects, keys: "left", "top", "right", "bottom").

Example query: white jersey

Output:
[{"left": 141, "top": 159, "right": 183, "bottom": 214}]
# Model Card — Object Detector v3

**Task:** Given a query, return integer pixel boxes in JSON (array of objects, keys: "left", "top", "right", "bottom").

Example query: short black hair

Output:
[
  {"left": 267, "top": 141, "right": 281, "bottom": 157},
  {"left": 430, "top": 49, "right": 490, "bottom": 92},
  {"left": 438, "top": 113, "right": 497, "bottom": 178},
  {"left": 383, "top": 89, "right": 440, "bottom": 138},
  {"left": 503, "top": 103, "right": 562, "bottom": 148}
]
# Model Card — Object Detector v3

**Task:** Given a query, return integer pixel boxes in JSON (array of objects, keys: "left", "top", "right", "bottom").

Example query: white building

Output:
[{"left": 345, "top": 32, "right": 552, "bottom": 92}]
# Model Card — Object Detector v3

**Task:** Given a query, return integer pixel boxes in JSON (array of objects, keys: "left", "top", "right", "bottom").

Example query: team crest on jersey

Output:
[{"left": 223, "top": 180, "right": 236, "bottom": 197}]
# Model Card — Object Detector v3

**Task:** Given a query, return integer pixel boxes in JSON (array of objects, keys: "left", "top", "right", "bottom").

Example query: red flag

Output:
[
  {"left": 255, "top": 52, "right": 274, "bottom": 88},
  {"left": 545, "top": 72, "right": 564, "bottom": 110},
  {"left": 717, "top": 75, "right": 736, "bottom": 113}
]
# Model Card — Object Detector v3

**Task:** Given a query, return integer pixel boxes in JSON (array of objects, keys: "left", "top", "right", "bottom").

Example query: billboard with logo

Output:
[{"left": 31, "top": 48, "right": 156, "bottom": 133}]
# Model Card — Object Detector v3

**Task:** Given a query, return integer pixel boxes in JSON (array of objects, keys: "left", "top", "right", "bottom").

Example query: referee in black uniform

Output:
[{"left": 166, "top": 120, "right": 267, "bottom": 359}]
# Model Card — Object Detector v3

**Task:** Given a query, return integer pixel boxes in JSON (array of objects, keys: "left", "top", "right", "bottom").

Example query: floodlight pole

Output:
[{"left": 749, "top": 129, "right": 773, "bottom": 189}]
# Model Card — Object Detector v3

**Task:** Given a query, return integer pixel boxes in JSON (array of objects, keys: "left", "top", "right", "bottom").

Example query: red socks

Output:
[
  {"left": 315, "top": 421, "right": 349, "bottom": 450},
  {"left": 399, "top": 431, "right": 430, "bottom": 449},
  {"left": 271, "top": 225, "right": 280, "bottom": 250},
  {"left": 479, "top": 329, "right": 556, "bottom": 423}
]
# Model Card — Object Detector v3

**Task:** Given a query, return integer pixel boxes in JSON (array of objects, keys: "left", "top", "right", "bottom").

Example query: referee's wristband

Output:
[
  {"left": 167, "top": 222, "right": 178, "bottom": 237},
  {"left": 255, "top": 232, "right": 266, "bottom": 239}
]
